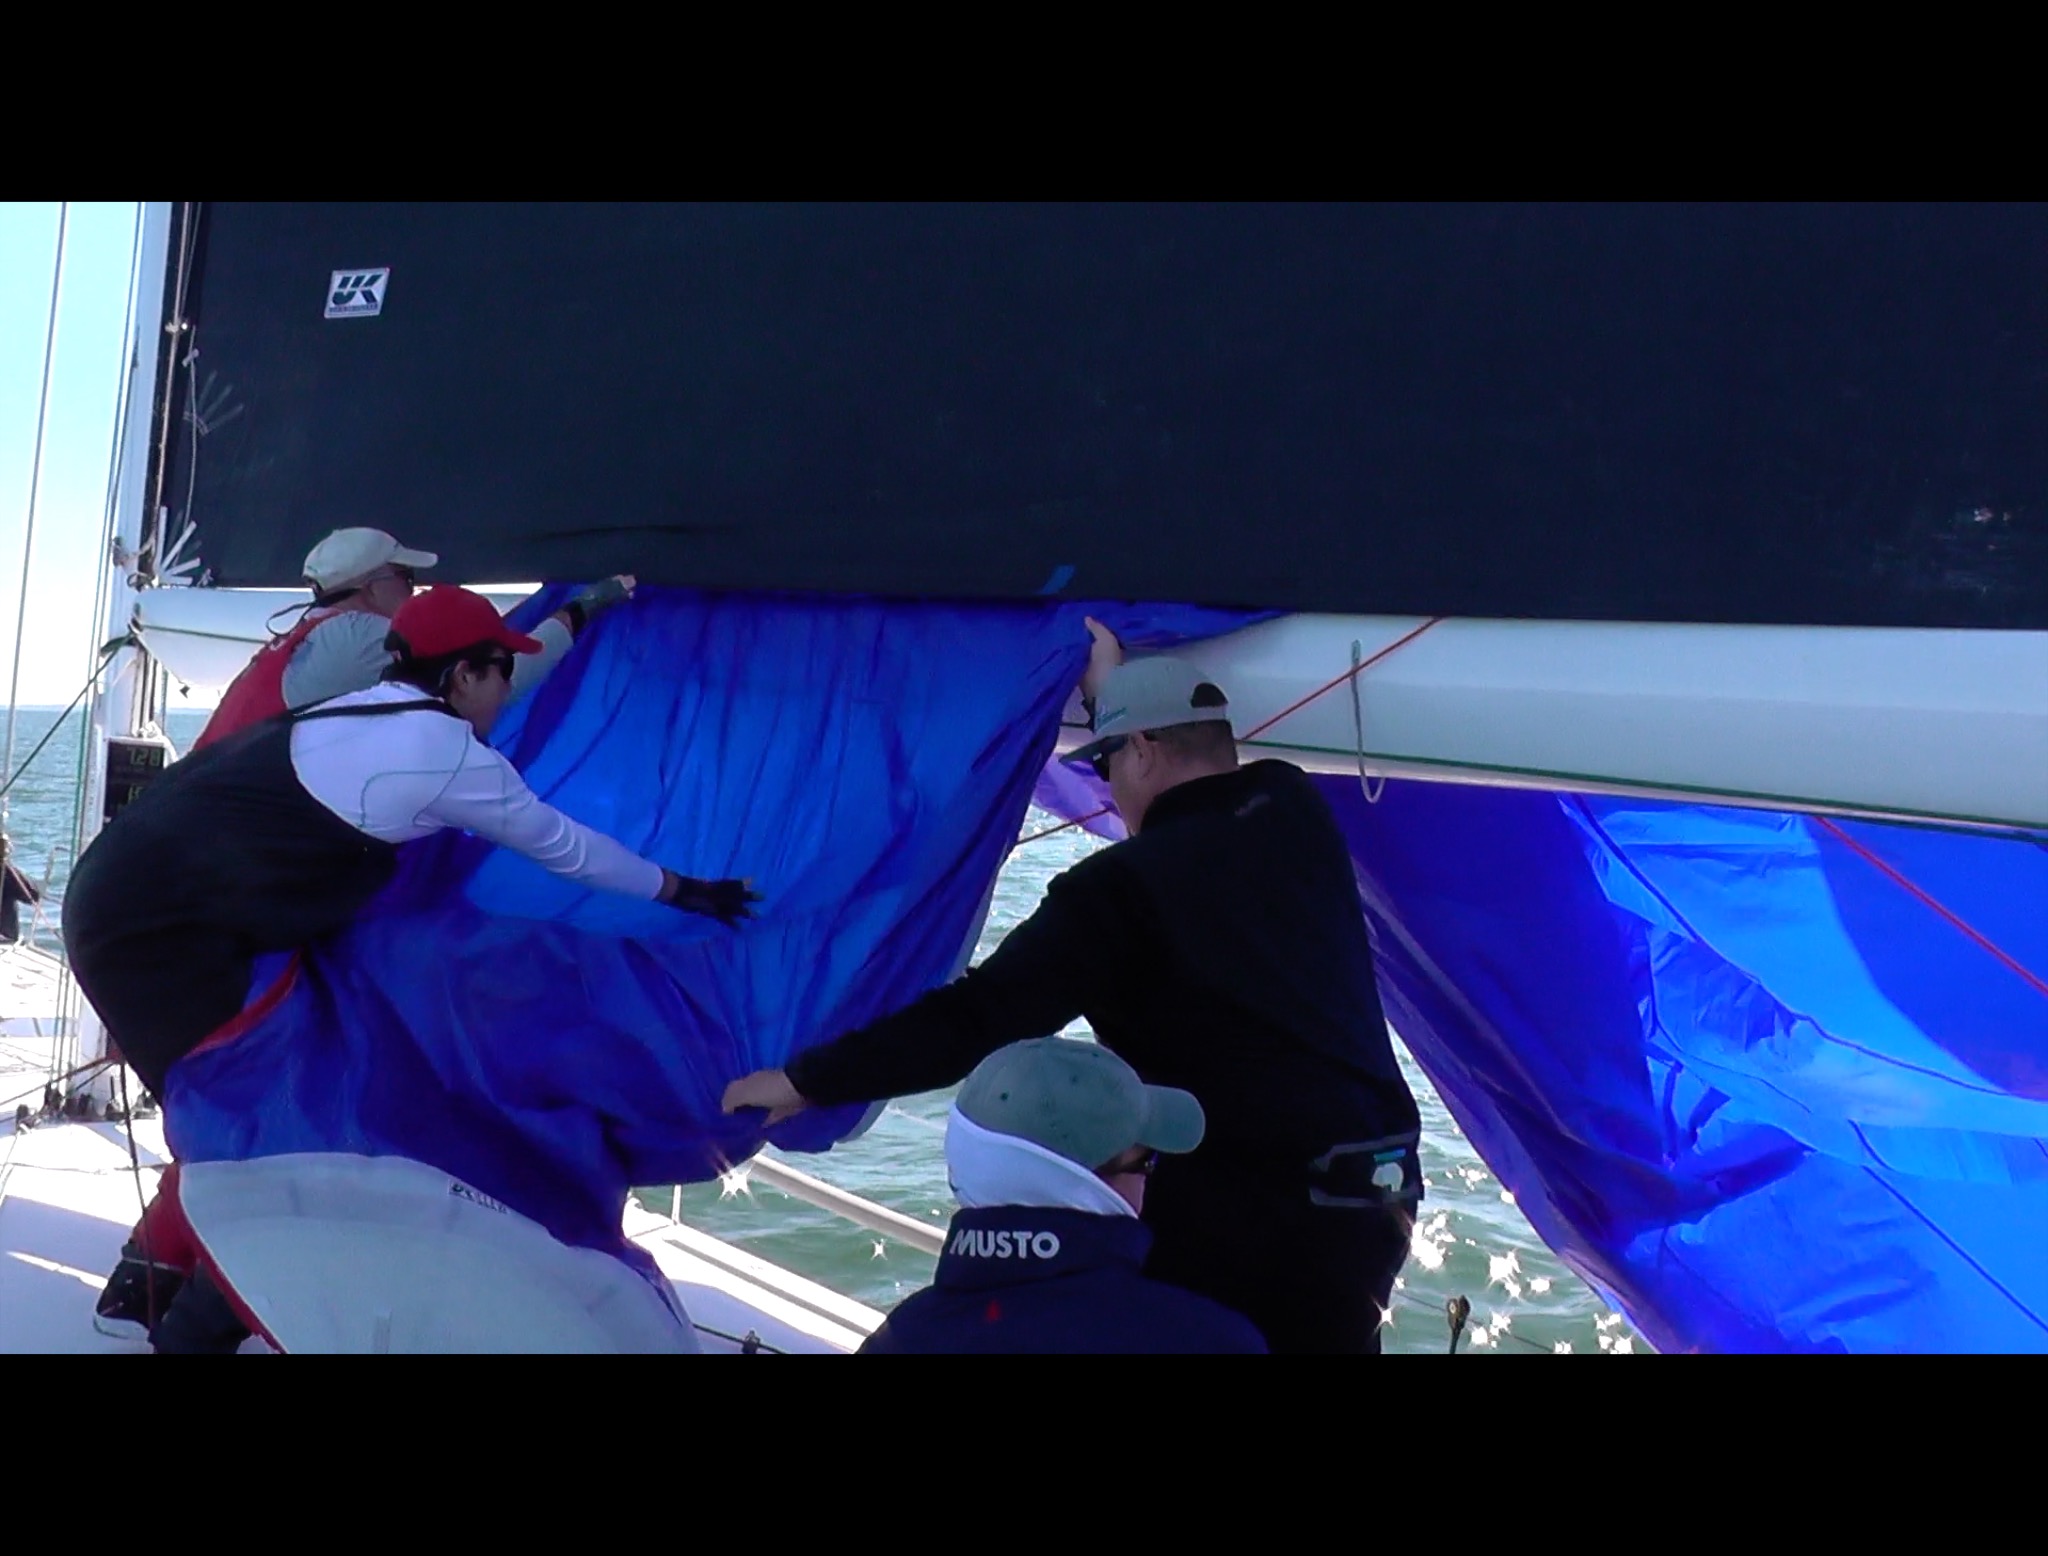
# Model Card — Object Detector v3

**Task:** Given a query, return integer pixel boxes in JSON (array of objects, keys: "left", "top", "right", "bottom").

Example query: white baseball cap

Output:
[
  {"left": 302, "top": 528, "right": 438, "bottom": 593},
  {"left": 1072, "top": 656, "right": 1233, "bottom": 765}
]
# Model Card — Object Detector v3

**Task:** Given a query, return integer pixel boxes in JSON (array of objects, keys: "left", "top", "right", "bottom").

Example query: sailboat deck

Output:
[{"left": 0, "top": 942, "right": 881, "bottom": 1354}]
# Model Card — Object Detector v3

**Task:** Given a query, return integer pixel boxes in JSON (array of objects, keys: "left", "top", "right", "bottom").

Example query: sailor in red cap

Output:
[
  {"left": 102, "top": 555, "right": 637, "bottom": 1340},
  {"left": 66, "top": 583, "right": 759, "bottom": 1353}
]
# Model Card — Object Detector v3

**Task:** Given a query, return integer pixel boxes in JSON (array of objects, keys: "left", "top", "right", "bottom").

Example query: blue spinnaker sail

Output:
[
  {"left": 1336, "top": 784, "right": 2048, "bottom": 1353},
  {"left": 1037, "top": 759, "right": 2048, "bottom": 1351},
  {"left": 162, "top": 589, "right": 1263, "bottom": 1270},
  {"left": 166, "top": 587, "right": 2048, "bottom": 1350}
]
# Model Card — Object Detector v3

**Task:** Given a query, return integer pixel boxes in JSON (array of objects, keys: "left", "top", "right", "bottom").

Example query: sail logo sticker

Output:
[
  {"left": 326, "top": 268, "right": 389, "bottom": 320},
  {"left": 448, "top": 1179, "right": 508, "bottom": 1214}
]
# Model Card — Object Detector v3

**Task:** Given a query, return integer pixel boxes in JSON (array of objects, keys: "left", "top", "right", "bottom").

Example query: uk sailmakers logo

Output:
[
  {"left": 326, "top": 267, "right": 389, "bottom": 320},
  {"left": 448, "top": 1179, "right": 509, "bottom": 1214}
]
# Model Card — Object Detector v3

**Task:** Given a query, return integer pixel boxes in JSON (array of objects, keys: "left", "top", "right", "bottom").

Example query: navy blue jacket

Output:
[{"left": 858, "top": 1206, "right": 1268, "bottom": 1354}]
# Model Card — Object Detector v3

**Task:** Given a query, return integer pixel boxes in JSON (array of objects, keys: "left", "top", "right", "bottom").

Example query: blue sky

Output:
[{"left": 0, "top": 201, "right": 145, "bottom": 706}]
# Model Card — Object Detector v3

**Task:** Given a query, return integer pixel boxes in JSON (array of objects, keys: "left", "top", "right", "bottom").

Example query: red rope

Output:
[
  {"left": 1241, "top": 616, "right": 1445, "bottom": 742},
  {"left": 1015, "top": 624, "right": 2048, "bottom": 1016},
  {"left": 1014, "top": 806, "right": 1113, "bottom": 850},
  {"left": 1016, "top": 616, "right": 1446, "bottom": 853},
  {"left": 1815, "top": 816, "right": 2048, "bottom": 1002}
]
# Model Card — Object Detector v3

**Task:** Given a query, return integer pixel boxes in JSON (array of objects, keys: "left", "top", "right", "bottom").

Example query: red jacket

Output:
[{"left": 191, "top": 608, "right": 338, "bottom": 752}]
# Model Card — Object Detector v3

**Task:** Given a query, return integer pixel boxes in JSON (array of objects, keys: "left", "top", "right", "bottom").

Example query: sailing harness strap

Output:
[
  {"left": 180, "top": 694, "right": 466, "bottom": 1067},
  {"left": 292, "top": 695, "right": 461, "bottom": 726}
]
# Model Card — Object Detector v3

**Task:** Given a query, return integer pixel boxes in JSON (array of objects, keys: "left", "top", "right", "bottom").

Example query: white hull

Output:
[{"left": 0, "top": 942, "right": 884, "bottom": 1355}]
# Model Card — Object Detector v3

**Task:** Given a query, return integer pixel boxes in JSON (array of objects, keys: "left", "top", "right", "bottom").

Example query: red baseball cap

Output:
[{"left": 389, "top": 584, "right": 544, "bottom": 659}]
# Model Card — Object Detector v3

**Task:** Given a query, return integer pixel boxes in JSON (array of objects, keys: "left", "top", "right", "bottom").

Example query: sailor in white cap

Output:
[{"left": 190, "top": 527, "right": 637, "bottom": 753}]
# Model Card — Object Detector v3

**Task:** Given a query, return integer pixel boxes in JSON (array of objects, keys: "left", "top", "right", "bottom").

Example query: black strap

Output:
[{"left": 288, "top": 697, "right": 461, "bottom": 726}]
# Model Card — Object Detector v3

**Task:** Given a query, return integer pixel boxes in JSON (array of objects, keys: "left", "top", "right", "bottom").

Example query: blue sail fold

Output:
[
  {"left": 162, "top": 588, "right": 1263, "bottom": 1266},
  {"left": 164, "top": 586, "right": 2048, "bottom": 1351},
  {"left": 1032, "top": 731, "right": 2048, "bottom": 1352}
]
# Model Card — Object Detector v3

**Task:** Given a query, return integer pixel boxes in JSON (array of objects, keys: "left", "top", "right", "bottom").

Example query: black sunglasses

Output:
[
  {"left": 1102, "top": 1147, "right": 1159, "bottom": 1178},
  {"left": 1086, "top": 735, "right": 1131, "bottom": 782}
]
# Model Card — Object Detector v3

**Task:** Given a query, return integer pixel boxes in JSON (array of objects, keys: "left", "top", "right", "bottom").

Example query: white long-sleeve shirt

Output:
[{"left": 288, "top": 682, "right": 667, "bottom": 900}]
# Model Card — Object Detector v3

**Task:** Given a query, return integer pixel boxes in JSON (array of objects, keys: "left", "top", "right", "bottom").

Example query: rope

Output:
[
  {"left": 1389, "top": 1284, "right": 1603, "bottom": 1354},
  {"left": 2, "top": 202, "right": 70, "bottom": 820},
  {"left": 1349, "top": 638, "right": 1386, "bottom": 804},
  {"left": 143, "top": 203, "right": 199, "bottom": 572},
  {"left": 1014, "top": 617, "right": 1446, "bottom": 852},
  {"left": 6, "top": 639, "right": 135, "bottom": 1097},
  {"left": 1815, "top": 816, "right": 2048, "bottom": 1002},
  {"left": 20, "top": 842, "right": 58, "bottom": 949},
  {"left": 692, "top": 1322, "right": 785, "bottom": 1354},
  {"left": 1012, "top": 807, "right": 1112, "bottom": 851},
  {"left": 114, "top": 1063, "right": 163, "bottom": 1337},
  {"left": 54, "top": 202, "right": 151, "bottom": 1088},
  {"left": 0, "top": 1057, "right": 114, "bottom": 1115},
  {"left": 0, "top": 639, "right": 128, "bottom": 811},
  {"left": 1240, "top": 616, "right": 1445, "bottom": 745}
]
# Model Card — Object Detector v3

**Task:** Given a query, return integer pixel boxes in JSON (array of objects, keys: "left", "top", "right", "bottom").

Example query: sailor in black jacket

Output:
[{"left": 725, "top": 624, "right": 1422, "bottom": 1353}]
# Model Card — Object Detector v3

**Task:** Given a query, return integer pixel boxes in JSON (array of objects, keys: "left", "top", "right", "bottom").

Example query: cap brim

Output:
[
  {"left": 390, "top": 546, "right": 439, "bottom": 569},
  {"left": 1137, "top": 1083, "right": 1206, "bottom": 1155},
  {"left": 1068, "top": 733, "right": 1117, "bottom": 768},
  {"left": 501, "top": 629, "right": 545, "bottom": 655},
  {"left": 1069, "top": 714, "right": 1232, "bottom": 771}
]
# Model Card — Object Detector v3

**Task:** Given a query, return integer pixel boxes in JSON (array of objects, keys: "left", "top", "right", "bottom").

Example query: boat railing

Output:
[{"left": 662, "top": 1150, "right": 947, "bottom": 1259}]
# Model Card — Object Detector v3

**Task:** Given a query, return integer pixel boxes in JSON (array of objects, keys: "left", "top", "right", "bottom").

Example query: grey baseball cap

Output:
[
  {"left": 1072, "top": 656, "right": 1233, "bottom": 766},
  {"left": 302, "top": 527, "right": 438, "bottom": 591},
  {"left": 956, "top": 1037, "right": 1205, "bottom": 1169}
]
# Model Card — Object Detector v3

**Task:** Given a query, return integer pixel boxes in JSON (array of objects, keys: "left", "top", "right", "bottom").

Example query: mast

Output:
[{"left": 65, "top": 202, "right": 179, "bottom": 1093}]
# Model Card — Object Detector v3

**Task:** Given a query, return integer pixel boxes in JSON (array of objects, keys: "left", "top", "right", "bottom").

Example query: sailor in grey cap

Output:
[
  {"left": 858, "top": 1037, "right": 1267, "bottom": 1353},
  {"left": 1067, "top": 620, "right": 1241, "bottom": 834}
]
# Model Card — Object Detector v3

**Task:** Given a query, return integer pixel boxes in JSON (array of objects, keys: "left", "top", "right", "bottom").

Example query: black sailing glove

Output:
[
  {"left": 560, "top": 575, "right": 636, "bottom": 636},
  {"left": 659, "top": 869, "right": 762, "bottom": 928}
]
